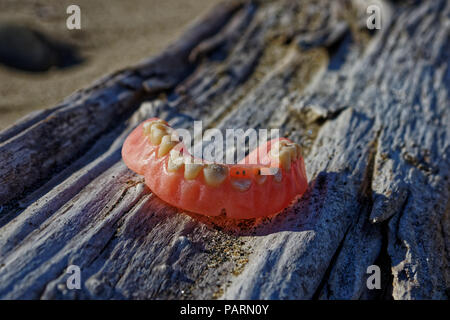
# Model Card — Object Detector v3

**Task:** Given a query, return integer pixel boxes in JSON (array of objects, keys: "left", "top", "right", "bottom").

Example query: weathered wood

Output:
[{"left": 0, "top": 0, "right": 448, "bottom": 300}]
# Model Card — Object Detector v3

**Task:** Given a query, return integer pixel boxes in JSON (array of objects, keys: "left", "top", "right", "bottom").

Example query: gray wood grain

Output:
[{"left": 0, "top": 0, "right": 448, "bottom": 300}]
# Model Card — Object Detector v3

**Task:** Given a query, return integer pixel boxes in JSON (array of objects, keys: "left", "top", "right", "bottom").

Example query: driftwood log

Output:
[{"left": 0, "top": 0, "right": 448, "bottom": 299}]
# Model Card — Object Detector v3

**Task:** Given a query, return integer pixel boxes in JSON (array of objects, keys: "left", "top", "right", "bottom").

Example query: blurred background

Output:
[{"left": 0, "top": 0, "right": 221, "bottom": 130}]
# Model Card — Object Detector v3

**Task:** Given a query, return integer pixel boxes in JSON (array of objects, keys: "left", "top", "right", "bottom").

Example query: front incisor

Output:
[
  {"left": 158, "top": 135, "right": 178, "bottom": 157},
  {"left": 167, "top": 149, "right": 185, "bottom": 172},
  {"left": 203, "top": 164, "right": 228, "bottom": 187},
  {"left": 184, "top": 162, "right": 203, "bottom": 180}
]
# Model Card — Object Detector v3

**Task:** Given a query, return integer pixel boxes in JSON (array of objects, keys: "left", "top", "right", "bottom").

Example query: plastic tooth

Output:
[
  {"left": 158, "top": 135, "right": 178, "bottom": 157},
  {"left": 167, "top": 157, "right": 183, "bottom": 172},
  {"left": 270, "top": 145, "right": 291, "bottom": 171},
  {"left": 167, "top": 149, "right": 185, "bottom": 172},
  {"left": 143, "top": 119, "right": 167, "bottom": 136},
  {"left": 231, "top": 179, "right": 252, "bottom": 192},
  {"left": 270, "top": 141, "right": 301, "bottom": 170},
  {"left": 284, "top": 142, "right": 302, "bottom": 159},
  {"left": 150, "top": 124, "right": 169, "bottom": 145},
  {"left": 143, "top": 122, "right": 153, "bottom": 136},
  {"left": 184, "top": 162, "right": 203, "bottom": 180},
  {"left": 285, "top": 144, "right": 297, "bottom": 160},
  {"left": 278, "top": 149, "right": 292, "bottom": 171},
  {"left": 279, "top": 141, "right": 297, "bottom": 155},
  {"left": 203, "top": 164, "right": 228, "bottom": 187},
  {"left": 152, "top": 119, "right": 167, "bottom": 125},
  {"left": 150, "top": 127, "right": 166, "bottom": 145},
  {"left": 290, "top": 144, "right": 298, "bottom": 159}
]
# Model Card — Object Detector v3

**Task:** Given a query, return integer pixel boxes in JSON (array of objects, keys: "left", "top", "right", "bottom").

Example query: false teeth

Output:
[
  {"left": 167, "top": 149, "right": 185, "bottom": 172},
  {"left": 184, "top": 162, "right": 203, "bottom": 180},
  {"left": 150, "top": 124, "right": 169, "bottom": 145},
  {"left": 158, "top": 135, "right": 178, "bottom": 157}
]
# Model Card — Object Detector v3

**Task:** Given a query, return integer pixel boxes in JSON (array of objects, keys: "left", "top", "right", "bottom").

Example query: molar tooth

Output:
[
  {"left": 284, "top": 145, "right": 297, "bottom": 163},
  {"left": 231, "top": 179, "right": 252, "bottom": 192},
  {"left": 150, "top": 124, "right": 169, "bottom": 145},
  {"left": 284, "top": 142, "right": 302, "bottom": 159},
  {"left": 152, "top": 123, "right": 169, "bottom": 131},
  {"left": 143, "top": 122, "right": 153, "bottom": 136},
  {"left": 158, "top": 135, "right": 178, "bottom": 157},
  {"left": 272, "top": 148, "right": 291, "bottom": 171},
  {"left": 184, "top": 162, "right": 203, "bottom": 180},
  {"left": 143, "top": 119, "right": 167, "bottom": 136},
  {"left": 270, "top": 141, "right": 298, "bottom": 170},
  {"left": 279, "top": 149, "right": 291, "bottom": 171},
  {"left": 203, "top": 164, "right": 228, "bottom": 187}
]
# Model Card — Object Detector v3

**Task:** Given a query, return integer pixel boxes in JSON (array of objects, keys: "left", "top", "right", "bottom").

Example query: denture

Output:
[{"left": 122, "top": 118, "right": 308, "bottom": 219}]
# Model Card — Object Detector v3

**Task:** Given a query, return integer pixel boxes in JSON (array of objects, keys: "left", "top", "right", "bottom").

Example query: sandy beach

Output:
[{"left": 0, "top": 0, "right": 221, "bottom": 129}]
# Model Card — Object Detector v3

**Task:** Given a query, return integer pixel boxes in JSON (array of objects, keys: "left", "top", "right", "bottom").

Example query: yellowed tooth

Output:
[
  {"left": 143, "top": 119, "right": 167, "bottom": 136},
  {"left": 167, "top": 149, "right": 185, "bottom": 172},
  {"left": 150, "top": 123, "right": 169, "bottom": 145},
  {"left": 279, "top": 149, "right": 291, "bottom": 171},
  {"left": 271, "top": 148, "right": 291, "bottom": 171},
  {"left": 284, "top": 141, "right": 302, "bottom": 159},
  {"left": 143, "top": 122, "right": 153, "bottom": 136},
  {"left": 285, "top": 144, "right": 297, "bottom": 159},
  {"left": 167, "top": 158, "right": 183, "bottom": 172},
  {"left": 158, "top": 135, "right": 178, "bottom": 157},
  {"left": 290, "top": 144, "right": 298, "bottom": 159},
  {"left": 184, "top": 162, "right": 203, "bottom": 180},
  {"left": 231, "top": 179, "right": 252, "bottom": 191},
  {"left": 152, "top": 122, "right": 169, "bottom": 131},
  {"left": 270, "top": 141, "right": 300, "bottom": 170},
  {"left": 203, "top": 164, "right": 228, "bottom": 187}
]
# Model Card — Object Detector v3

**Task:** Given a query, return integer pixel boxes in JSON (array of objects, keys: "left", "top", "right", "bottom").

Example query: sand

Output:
[{"left": 0, "top": 0, "right": 221, "bottom": 130}]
